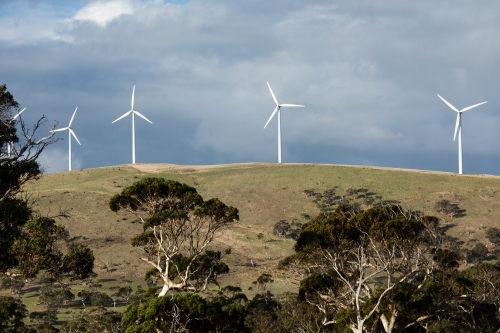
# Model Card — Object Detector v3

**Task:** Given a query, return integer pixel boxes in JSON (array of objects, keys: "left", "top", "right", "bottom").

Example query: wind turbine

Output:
[
  {"left": 7, "top": 108, "right": 26, "bottom": 157},
  {"left": 437, "top": 94, "right": 487, "bottom": 175},
  {"left": 112, "top": 85, "right": 152, "bottom": 164},
  {"left": 264, "top": 82, "right": 304, "bottom": 163},
  {"left": 52, "top": 107, "right": 81, "bottom": 171}
]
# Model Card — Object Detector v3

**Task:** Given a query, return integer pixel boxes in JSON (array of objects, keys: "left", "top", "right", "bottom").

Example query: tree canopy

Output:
[{"left": 110, "top": 177, "right": 239, "bottom": 296}]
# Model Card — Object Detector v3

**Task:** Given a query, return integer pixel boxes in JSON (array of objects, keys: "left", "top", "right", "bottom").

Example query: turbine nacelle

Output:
[
  {"left": 112, "top": 86, "right": 153, "bottom": 124},
  {"left": 264, "top": 82, "right": 304, "bottom": 129},
  {"left": 437, "top": 94, "right": 487, "bottom": 141},
  {"left": 53, "top": 107, "right": 81, "bottom": 145}
]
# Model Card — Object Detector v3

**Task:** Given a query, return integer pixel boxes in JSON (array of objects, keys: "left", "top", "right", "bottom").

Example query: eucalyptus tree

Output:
[
  {"left": 109, "top": 177, "right": 239, "bottom": 296},
  {"left": 281, "top": 204, "right": 441, "bottom": 333}
]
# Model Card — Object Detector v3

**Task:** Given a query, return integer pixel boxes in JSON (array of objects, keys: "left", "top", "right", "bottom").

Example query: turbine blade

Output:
[
  {"left": 134, "top": 111, "right": 152, "bottom": 124},
  {"left": 13, "top": 108, "right": 26, "bottom": 120},
  {"left": 453, "top": 113, "right": 460, "bottom": 141},
  {"left": 68, "top": 107, "right": 78, "bottom": 127},
  {"left": 280, "top": 104, "right": 305, "bottom": 107},
  {"left": 437, "top": 94, "right": 459, "bottom": 113},
  {"left": 52, "top": 127, "right": 69, "bottom": 132},
  {"left": 267, "top": 82, "right": 279, "bottom": 105},
  {"left": 264, "top": 106, "right": 279, "bottom": 129},
  {"left": 131, "top": 85, "right": 135, "bottom": 110},
  {"left": 461, "top": 101, "right": 487, "bottom": 112},
  {"left": 70, "top": 129, "right": 81, "bottom": 145},
  {"left": 112, "top": 110, "right": 132, "bottom": 123}
]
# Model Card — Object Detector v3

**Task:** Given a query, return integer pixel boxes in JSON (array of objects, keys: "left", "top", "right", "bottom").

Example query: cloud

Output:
[
  {"left": 71, "top": 0, "right": 134, "bottom": 27},
  {"left": 2, "top": 0, "right": 500, "bottom": 175},
  {"left": 37, "top": 147, "right": 82, "bottom": 174}
]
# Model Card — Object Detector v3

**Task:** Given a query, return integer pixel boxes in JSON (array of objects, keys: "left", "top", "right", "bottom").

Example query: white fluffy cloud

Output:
[{"left": 72, "top": 0, "right": 134, "bottom": 27}]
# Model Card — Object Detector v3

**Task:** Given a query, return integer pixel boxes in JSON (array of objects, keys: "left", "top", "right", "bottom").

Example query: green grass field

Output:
[{"left": 9, "top": 162, "right": 500, "bottom": 321}]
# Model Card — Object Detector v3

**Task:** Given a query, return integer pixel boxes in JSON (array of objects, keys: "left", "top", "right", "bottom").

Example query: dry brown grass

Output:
[{"left": 23, "top": 163, "right": 500, "bottom": 297}]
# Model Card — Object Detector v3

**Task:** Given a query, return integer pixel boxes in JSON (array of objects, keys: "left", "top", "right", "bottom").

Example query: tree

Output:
[
  {"left": 39, "top": 282, "right": 74, "bottom": 310},
  {"left": 459, "top": 263, "right": 500, "bottom": 329},
  {"left": 409, "top": 265, "right": 500, "bottom": 332},
  {"left": 122, "top": 292, "right": 246, "bottom": 333},
  {"left": 0, "top": 296, "right": 33, "bottom": 332},
  {"left": 244, "top": 292, "right": 281, "bottom": 333},
  {"left": 272, "top": 293, "right": 328, "bottom": 333},
  {"left": 109, "top": 177, "right": 239, "bottom": 296},
  {"left": 0, "top": 84, "right": 93, "bottom": 277},
  {"left": 0, "top": 84, "right": 95, "bottom": 330},
  {"left": 62, "top": 308, "right": 123, "bottom": 333},
  {"left": 281, "top": 205, "right": 441, "bottom": 333}
]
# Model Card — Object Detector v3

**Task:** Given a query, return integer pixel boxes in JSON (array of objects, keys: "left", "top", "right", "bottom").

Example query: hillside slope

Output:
[{"left": 27, "top": 163, "right": 500, "bottom": 293}]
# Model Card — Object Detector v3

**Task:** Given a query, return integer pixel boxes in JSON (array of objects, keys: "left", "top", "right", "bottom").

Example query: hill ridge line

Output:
[{"left": 72, "top": 162, "right": 500, "bottom": 179}]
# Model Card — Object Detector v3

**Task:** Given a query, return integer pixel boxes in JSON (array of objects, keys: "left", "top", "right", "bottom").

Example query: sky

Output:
[{"left": 1, "top": 0, "right": 500, "bottom": 175}]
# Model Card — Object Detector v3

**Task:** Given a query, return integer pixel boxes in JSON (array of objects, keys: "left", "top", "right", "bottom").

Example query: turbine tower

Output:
[
  {"left": 264, "top": 82, "right": 304, "bottom": 163},
  {"left": 52, "top": 107, "right": 81, "bottom": 171},
  {"left": 112, "top": 85, "right": 152, "bottom": 164},
  {"left": 437, "top": 94, "right": 487, "bottom": 175},
  {"left": 8, "top": 108, "right": 26, "bottom": 157}
]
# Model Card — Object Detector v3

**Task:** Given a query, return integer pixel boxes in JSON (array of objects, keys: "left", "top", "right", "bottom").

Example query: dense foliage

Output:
[
  {"left": 122, "top": 292, "right": 247, "bottom": 333},
  {"left": 276, "top": 198, "right": 500, "bottom": 333}
]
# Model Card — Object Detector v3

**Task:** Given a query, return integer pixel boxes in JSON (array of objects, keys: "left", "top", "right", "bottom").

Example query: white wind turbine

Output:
[
  {"left": 52, "top": 107, "right": 81, "bottom": 171},
  {"left": 437, "top": 94, "right": 487, "bottom": 175},
  {"left": 264, "top": 82, "right": 305, "bottom": 163},
  {"left": 8, "top": 107, "right": 26, "bottom": 157},
  {"left": 112, "top": 86, "right": 152, "bottom": 164}
]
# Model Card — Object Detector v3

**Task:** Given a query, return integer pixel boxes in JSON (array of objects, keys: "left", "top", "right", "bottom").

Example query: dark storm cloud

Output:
[{"left": 1, "top": 0, "right": 500, "bottom": 175}]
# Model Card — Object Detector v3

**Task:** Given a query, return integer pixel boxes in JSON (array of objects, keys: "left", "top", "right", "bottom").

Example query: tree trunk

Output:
[
  {"left": 380, "top": 311, "right": 397, "bottom": 333},
  {"left": 158, "top": 284, "right": 169, "bottom": 297},
  {"left": 158, "top": 278, "right": 186, "bottom": 297},
  {"left": 351, "top": 320, "right": 364, "bottom": 333}
]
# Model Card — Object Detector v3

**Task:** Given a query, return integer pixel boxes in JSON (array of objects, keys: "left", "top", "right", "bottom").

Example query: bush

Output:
[
  {"left": 273, "top": 220, "right": 290, "bottom": 237},
  {"left": 90, "top": 292, "right": 113, "bottom": 307},
  {"left": 39, "top": 284, "right": 74, "bottom": 310},
  {"left": 486, "top": 227, "right": 500, "bottom": 245},
  {"left": 434, "top": 199, "right": 466, "bottom": 218},
  {"left": 272, "top": 219, "right": 302, "bottom": 240},
  {"left": 78, "top": 291, "right": 113, "bottom": 307},
  {"left": 63, "top": 308, "right": 123, "bottom": 333},
  {"left": 29, "top": 310, "right": 57, "bottom": 325},
  {"left": 464, "top": 243, "right": 489, "bottom": 264}
]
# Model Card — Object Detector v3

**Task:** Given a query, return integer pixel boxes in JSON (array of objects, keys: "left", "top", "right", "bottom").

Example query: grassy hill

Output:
[{"left": 23, "top": 163, "right": 500, "bottom": 300}]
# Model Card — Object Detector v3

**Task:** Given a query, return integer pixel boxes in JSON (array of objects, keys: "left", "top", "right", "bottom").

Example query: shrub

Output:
[
  {"left": 434, "top": 199, "right": 465, "bottom": 218},
  {"left": 273, "top": 219, "right": 302, "bottom": 240},
  {"left": 486, "top": 227, "right": 500, "bottom": 245},
  {"left": 90, "top": 292, "right": 113, "bottom": 307}
]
